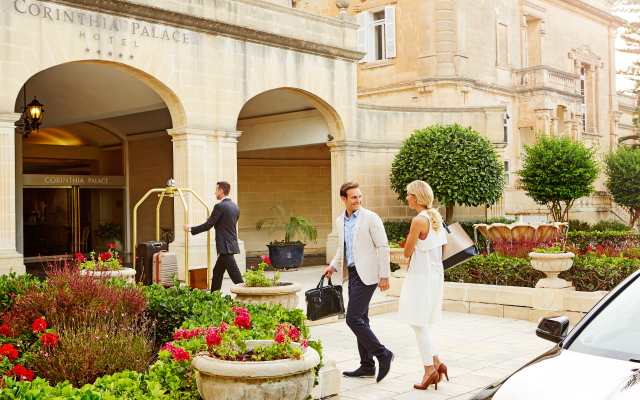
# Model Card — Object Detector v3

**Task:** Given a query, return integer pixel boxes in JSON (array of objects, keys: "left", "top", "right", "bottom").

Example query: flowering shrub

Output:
[
  {"left": 565, "top": 254, "right": 640, "bottom": 291},
  {"left": 532, "top": 242, "right": 571, "bottom": 254},
  {"left": 389, "top": 236, "right": 407, "bottom": 248},
  {"left": 232, "top": 306, "right": 251, "bottom": 330},
  {"left": 242, "top": 256, "right": 280, "bottom": 287},
  {"left": 77, "top": 245, "right": 123, "bottom": 271},
  {"left": 567, "top": 231, "right": 640, "bottom": 254},
  {"left": 3, "top": 260, "right": 147, "bottom": 336}
]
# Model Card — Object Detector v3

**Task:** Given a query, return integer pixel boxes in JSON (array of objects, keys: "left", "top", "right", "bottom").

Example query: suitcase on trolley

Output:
[
  {"left": 135, "top": 241, "right": 168, "bottom": 285},
  {"left": 153, "top": 250, "right": 181, "bottom": 286}
]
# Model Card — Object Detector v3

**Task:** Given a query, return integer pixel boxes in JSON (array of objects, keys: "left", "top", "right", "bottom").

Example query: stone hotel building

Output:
[{"left": 0, "top": 0, "right": 635, "bottom": 277}]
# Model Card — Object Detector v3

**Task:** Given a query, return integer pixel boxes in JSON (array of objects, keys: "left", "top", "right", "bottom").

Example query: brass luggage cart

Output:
[{"left": 132, "top": 179, "right": 211, "bottom": 287}]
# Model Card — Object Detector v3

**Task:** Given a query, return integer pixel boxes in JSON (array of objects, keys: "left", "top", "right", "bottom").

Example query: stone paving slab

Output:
[{"left": 310, "top": 310, "right": 556, "bottom": 400}]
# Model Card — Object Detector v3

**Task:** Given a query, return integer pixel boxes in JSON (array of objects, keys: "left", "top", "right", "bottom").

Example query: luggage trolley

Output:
[{"left": 132, "top": 179, "right": 211, "bottom": 287}]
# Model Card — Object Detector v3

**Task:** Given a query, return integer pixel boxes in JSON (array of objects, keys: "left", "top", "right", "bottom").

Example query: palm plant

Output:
[{"left": 255, "top": 206, "right": 317, "bottom": 243}]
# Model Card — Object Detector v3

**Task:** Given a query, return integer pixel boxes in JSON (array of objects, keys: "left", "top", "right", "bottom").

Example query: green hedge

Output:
[
  {"left": 446, "top": 253, "right": 640, "bottom": 292},
  {"left": 568, "top": 219, "right": 633, "bottom": 232},
  {"left": 567, "top": 231, "right": 640, "bottom": 252}
]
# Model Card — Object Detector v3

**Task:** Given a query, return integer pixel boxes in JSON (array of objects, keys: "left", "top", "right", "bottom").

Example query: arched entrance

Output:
[
  {"left": 14, "top": 61, "right": 185, "bottom": 276},
  {"left": 235, "top": 88, "right": 344, "bottom": 262}
]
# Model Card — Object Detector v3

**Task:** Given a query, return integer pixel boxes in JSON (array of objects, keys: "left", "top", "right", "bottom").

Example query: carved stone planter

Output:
[
  {"left": 387, "top": 248, "right": 409, "bottom": 297},
  {"left": 79, "top": 267, "right": 136, "bottom": 284},
  {"left": 192, "top": 340, "right": 320, "bottom": 400},
  {"left": 230, "top": 282, "right": 302, "bottom": 310},
  {"left": 528, "top": 252, "right": 575, "bottom": 289}
]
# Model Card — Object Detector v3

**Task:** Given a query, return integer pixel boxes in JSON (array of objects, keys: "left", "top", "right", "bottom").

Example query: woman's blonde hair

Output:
[{"left": 407, "top": 180, "right": 443, "bottom": 232}]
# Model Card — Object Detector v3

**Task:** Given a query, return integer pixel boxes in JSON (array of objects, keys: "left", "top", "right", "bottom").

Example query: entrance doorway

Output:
[{"left": 22, "top": 186, "right": 124, "bottom": 259}]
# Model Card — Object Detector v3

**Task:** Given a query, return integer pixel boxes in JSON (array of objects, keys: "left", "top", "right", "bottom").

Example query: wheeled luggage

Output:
[
  {"left": 135, "top": 241, "right": 168, "bottom": 285},
  {"left": 152, "top": 250, "right": 181, "bottom": 286}
]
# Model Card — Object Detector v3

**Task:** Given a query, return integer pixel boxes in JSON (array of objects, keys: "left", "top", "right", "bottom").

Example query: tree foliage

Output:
[
  {"left": 614, "top": 0, "right": 640, "bottom": 147},
  {"left": 389, "top": 123, "right": 505, "bottom": 223},
  {"left": 517, "top": 132, "right": 600, "bottom": 222},
  {"left": 604, "top": 146, "right": 640, "bottom": 228}
]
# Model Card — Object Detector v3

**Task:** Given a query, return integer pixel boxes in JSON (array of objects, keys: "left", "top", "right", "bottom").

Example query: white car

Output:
[{"left": 469, "top": 268, "right": 640, "bottom": 400}]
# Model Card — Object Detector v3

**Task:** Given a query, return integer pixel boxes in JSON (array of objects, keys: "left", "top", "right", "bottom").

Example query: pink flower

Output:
[
  {"left": 172, "top": 348, "right": 190, "bottom": 362},
  {"left": 288, "top": 327, "right": 300, "bottom": 342},
  {"left": 219, "top": 322, "right": 229, "bottom": 333},
  {"left": 274, "top": 332, "right": 285, "bottom": 344},
  {"left": 301, "top": 339, "right": 309, "bottom": 348}
]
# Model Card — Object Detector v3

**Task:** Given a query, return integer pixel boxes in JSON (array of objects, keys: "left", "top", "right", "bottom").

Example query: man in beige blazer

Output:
[{"left": 324, "top": 182, "right": 393, "bottom": 382}]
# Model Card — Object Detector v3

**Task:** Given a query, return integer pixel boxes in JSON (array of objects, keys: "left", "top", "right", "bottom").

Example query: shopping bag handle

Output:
[{"left": 443, "top": 221, "right": 451, "bottom": 234}]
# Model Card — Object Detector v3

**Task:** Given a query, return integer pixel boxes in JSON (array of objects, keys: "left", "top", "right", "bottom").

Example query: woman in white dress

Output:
[{"left": 397, "top": 180, "right": 448, "bottom": 390}]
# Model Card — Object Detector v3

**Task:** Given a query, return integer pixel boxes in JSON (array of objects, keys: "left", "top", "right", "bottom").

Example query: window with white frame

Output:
[
  {"left": 503, "top": 161, "right": 510, "bottom": 186},
  {"left": 357, "top": 6, "right": 396, "bottom": 63},
  {"left": 580, "top": 67, "right": 586, "bottom": 132},
  {"left": 503, "top": 109, "right": 510, "bottom": 143}
]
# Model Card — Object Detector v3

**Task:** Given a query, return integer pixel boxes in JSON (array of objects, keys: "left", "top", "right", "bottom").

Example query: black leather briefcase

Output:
[{"left": 305, "top": 275, "right": 345, "bottom": 321}]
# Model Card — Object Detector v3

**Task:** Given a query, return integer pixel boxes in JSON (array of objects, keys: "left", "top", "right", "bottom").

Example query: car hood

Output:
[{"left": 493, "top": 349, "right": 639, "bottom": 400}]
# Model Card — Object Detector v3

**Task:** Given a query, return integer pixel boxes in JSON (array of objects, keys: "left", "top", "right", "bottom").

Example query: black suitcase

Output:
[{"left": 135, "top": 242, "right": 168, "bottom": 285}]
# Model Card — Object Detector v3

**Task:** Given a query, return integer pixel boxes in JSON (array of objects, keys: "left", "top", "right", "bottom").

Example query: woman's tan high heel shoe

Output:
[
  {"left": 437, "top": 363, "right": 449, "bottom": 382},
  {"left": 414, "top": 370, "right": 439, "bottom": 390}
]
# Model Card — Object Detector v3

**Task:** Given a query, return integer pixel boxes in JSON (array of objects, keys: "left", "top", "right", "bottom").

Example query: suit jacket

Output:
[
  {"left": 190, "top": 198, "right": 240, "bottom": 255},
  {"left": 330, "top": 207, "right": 391, "bottom": 286}
]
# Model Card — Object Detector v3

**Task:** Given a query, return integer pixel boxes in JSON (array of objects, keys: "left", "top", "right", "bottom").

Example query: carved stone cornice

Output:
[
  {"left": 327, "top": 140, "right": 403, "bottom": 151},
  {"left": 357, "top": 103, "right": 507, "bottom": 113},
  {"left": 48, "top": 0, "right": 364, "bottom": 62}
]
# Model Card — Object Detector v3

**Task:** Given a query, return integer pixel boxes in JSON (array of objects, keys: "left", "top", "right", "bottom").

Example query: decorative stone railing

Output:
[{"left": 514, "top": 66, "right": 581, "bottom": 95}]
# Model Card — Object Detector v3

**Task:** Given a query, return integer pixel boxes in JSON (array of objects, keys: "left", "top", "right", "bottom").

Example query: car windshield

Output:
[{"left": 568, "top": 274, "right": 640, "bottom": 362}]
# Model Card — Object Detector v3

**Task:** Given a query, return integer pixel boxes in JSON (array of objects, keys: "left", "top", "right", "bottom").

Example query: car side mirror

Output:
[{"left": 536, "top": 316, "right": 570, "bottom": 343}]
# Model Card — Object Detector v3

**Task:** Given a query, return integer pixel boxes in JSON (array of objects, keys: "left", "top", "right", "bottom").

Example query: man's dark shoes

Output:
[
  {"left": 343, "top": 367, "right": 376, "bottom": 378},
  {"left": 376, "top": 350, "right": 394, "bottom": 382}
]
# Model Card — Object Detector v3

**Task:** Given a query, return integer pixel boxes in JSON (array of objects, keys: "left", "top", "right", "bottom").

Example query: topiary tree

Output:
[
  {"left": 517, "top": 132, "right": 600, "bottom": 222},
  {"left": 604, "top": 146, "right": 640, "bottom": 228},
  {"left": 389, "top": 123, "right": 505, "bottom": 224}
]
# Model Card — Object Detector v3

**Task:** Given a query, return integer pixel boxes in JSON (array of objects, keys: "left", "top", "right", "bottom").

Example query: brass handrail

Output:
[{"left": 132, "top": 180, "right": 211, "bottom": 288}]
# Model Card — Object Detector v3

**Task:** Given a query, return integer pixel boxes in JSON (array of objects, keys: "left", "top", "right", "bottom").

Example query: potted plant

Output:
[
  {"left": 256, "top": 206, "right": 317, "bottom": 270},
  {"left": 230, "top": 256, "right": 302, "bottom": 310},
  {"left": 387, "top": 236, "right": 410, "bottom": 296},
  {"left": 529, "top": 242, "right": 575, "bottom": 288},
  {"left": 95, "top": 222, "right": 125, "bottom": 252},
  {"left": 163, "top": 307, "right": 320, "bottom": 400},
  {"left": 76, "top": 244, "right": 136, "bottom": 283}
]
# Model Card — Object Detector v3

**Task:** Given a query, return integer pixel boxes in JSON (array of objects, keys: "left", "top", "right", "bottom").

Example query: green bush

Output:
[
  {"left": 590, "top": 220, "right": 633, "bottom": 232},
  {"left": 383, "top": 221, "right": 411, "bottom": 242},
  {"left": 567, "top": 231, "right": 640, "bottom": 252},
  {"left": 0, "top": 272, "right": 42, "bottom": 312},
  {"left": 446, "top": 253, "right": 640, "bottom": 292},
  {"left": 568, "top": 219, "right": 592, "bottom": 232}
]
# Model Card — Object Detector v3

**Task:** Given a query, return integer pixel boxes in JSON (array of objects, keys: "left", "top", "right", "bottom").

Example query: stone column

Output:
[
  {"left": 586, "top": 65, "right": 598, "bottom": 134},
  {"left": 534, "top": 109, "right": 551, "bottom": 135},
  {"left": 326, "top": 141, "right": 359, "bottom": 264},
  {"left": 563, "top": 108, "right": 573, "bottom": 136},
  {"left": 0, "top": 114, "right": 25, "bottom": 275},
  {"left": 610, "top": 111, "right": 622, "bottom": 149},
  {"left": 521, "top": 15, "right": 528, "bottom": 68},
  {"left": 550, "top": 108, "right": 558, "bottom": 134},
  {"left": 168, "top": 127, "right": 245, "bottom": 282},
  {"left": 435, "top": 0, "right": 456, "bottom": 77}
]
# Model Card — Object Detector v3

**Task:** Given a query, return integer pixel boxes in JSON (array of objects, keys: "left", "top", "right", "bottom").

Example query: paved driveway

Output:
[{"left": 310, "top": 310, "right": 555, "bottom": 400}]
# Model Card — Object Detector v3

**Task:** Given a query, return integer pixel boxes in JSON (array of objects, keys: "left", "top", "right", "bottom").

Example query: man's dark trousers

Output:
[
  {"left": 346, "top": 267, "right": 387, "bottom": 372},
  {"left": 210, "top": 253, "right": 243, "bottom": 292}
]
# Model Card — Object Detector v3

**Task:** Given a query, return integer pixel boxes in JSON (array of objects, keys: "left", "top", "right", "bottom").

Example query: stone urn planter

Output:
[
  {"left": 192, "top": 340, "right": 320, "bottom": 400},
  {"left": 387, "top": 248, "right": 410, "bottom": 297},
  {"left": 230, "top": 282, "right": 302, "bottom": 310},
  {"left": 528, "top": 252, "right": 575, "bottom": 289},
  {"left": 267, "top": 244, "right": 306, "bottom": 270},
  {"left": 80, "top": 268, "right": 136, "bottom": 284}
]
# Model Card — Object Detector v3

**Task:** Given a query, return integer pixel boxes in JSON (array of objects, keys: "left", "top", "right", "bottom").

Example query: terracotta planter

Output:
[
  {"left": 192, "top": 340, "right": 320, "bottom": 400},
  {"left": 387, "top": 248, "right": 409, "bottom": 297},
  {"left": 79, "top": 267, "right": 136, "bottom": 284},
  {"left": 230, "top": 282, "right": 302, "bottom": 310},
  {"left": 528, "top": 252, "right": 575, "bottom": 289}
]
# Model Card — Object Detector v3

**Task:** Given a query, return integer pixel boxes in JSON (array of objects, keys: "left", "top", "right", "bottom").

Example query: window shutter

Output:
[
  {"left": 384, "top": 6, "right": 396, "bottom": 58},
  {"left": 357, "top": 13, "right": 368, "bottom": 63}
]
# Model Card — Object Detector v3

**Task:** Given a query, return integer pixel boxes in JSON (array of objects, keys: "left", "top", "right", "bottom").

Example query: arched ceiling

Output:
[
  {"left": 238, "top": 89, "right": 316, "bottom": 120},
  {"left": 16, "top": 63, "right": 172, "bottom": 147}
]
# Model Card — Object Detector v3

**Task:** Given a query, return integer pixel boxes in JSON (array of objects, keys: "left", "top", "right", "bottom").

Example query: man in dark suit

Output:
[{"left": 183, "top": 181, "right": 244, "bottom": 291}]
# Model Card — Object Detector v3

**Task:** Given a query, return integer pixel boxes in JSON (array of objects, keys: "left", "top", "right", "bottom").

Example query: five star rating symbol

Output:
[
  {"left": 83, "top": 46, "right": 134, "bottom": 60},
  {"left": 129, "top": 55, "right": 134, "bottom": 59},
  {"left": 96, "top": 50, "right": 101, "bottom": 55},
  {"left": 118, "top": 53, "right": 123, "bottom": 58},
  {"left": 85, "top": 48, "right": 90, "bottom": 53},
  {"left": 108, "top": 51, "right": 112, "bottom": 56}
]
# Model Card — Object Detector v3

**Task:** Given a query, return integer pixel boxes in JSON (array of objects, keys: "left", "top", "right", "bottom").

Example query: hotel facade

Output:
[{"left": 0, "top": 0, "right": 635, "bottom": 276}]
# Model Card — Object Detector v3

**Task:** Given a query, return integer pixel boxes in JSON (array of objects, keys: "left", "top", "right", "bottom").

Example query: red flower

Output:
[
  {"left": 597, "top": 246, "right": 603, "bottom": 251},
  {"left": 0, "top": 344, "right": 18, "bottom": 361},
  {"left": 482, "top": 252, "right": 486, "bottom": 256},
  {"left": 9, "top": 293, "right": 15, "bottom": 298},
  {"left": 399, "top": 243, "right": 405, "bottom": 248},
  {"left": 108, "top": 243, "right": 115, "bottom": 249},
  {"left": 41, "top": 333, "right": 59, "bottom": 348},
  {"left": 547, "top": 242, "right": 552, "bottom": 247},
  {"left": 631, "top": 255, "right": 636, "bottom": 259},
  {"left": 288, "top": 327, "right": 301, "bottom": 341},
  {"left": 171, "top": 348, "right": 190, "bottom": 362},
  {"left": 265, "top": 257, "right": 271, "bottom": 265},
  {"left": 587, "top": 246, "right": 593, "bottom": 251},
  {"left": 32, "top": 318, "right": 47, "bottom": 332},
  {"left": 117, "top": 259, "right": 122, "bottom": 263},
  {"left": 219, "top": 322, "right": 229, "bottom": 333},
  {"left": 0, "top": 325, "right": 9, "bottom": 336},
  {"left": 75, "top": 253, "right": 85, "bottom": 262},
  {"left": 206, "top": 329, "right": 222, "bottom": 347},
  {"left": 12, "top": 365, "right": 33, "bottom": 381},
  {"left": 274, "top": 332, "right": 285, "bottom": 344}
]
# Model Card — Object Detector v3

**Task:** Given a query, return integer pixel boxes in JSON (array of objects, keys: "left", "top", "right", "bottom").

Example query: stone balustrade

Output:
[{"left": 514, "top": 66, "right": 581, "bottom": 95}]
